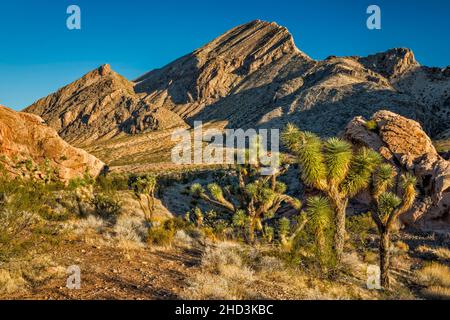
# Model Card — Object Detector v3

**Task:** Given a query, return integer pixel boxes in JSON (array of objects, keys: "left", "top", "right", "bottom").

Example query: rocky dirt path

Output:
[{"left": 6, "top": 240, "right": 203, "bottom": 300}]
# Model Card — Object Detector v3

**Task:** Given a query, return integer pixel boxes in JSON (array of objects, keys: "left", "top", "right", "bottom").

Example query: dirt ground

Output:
[{"left": 2, "top": 240, "right": 202, "bottom": 300}]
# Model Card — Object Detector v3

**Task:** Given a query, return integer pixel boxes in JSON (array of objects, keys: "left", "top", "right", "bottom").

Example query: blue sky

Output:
[{"left": 1, "top": 0, "right": 449, "bottom": 110}]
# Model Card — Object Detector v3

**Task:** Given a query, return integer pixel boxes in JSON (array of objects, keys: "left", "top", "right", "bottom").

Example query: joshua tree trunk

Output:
[
  {"left": 248, "top": 219, "right": 256, "bottom": 243},
  {"left": 330, "top": 197, "right": 347, "bottom": 263},
  {"left": 379, "top": 229, "right": 391, "bottom": 289},
  {"left": 146, "top": 194, "right": 155, "bottom": 221}
]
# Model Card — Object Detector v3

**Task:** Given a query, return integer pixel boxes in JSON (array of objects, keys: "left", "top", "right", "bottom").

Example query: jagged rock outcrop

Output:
[
  {"left": 345, "top": 111, "right": 450, "bottom": 231},
  {"left": 25, "top": 64, "right": 186, "bottom": 146},
  {"left": 357, "top": 48, "right": 419, "bottom": 79},
  {"left": 0, "top": 105, "right": 104, "bottom": 182}
]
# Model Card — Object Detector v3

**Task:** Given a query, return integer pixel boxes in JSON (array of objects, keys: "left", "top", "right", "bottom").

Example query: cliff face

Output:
[
  {"left": 25, "top": 20, "right": 450, "bottom": 143},
  {"left": 0, "top": 105, "right": 104, "bottom": 182}
]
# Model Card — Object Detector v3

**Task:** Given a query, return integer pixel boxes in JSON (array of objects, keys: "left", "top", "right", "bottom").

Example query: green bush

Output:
[{"left": 91, "top": 193, "right": 121, "bottom": 221}]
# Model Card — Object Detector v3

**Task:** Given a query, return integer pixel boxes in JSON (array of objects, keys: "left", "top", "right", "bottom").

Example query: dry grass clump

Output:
[
  {"left": 71, "top": 215, "right": 105, "bottom": 235},
  {"left": 0, "top": 269, "right": 26, "bottom": 295},
  {"left": 418, "top": 262, "right": 450, "bottom": 300},
  {"left": 418, "top": 263, "right": 450, "bottom": 287},
  {"left": 182, "top": 242, "right": 400, "bottom": 300},
  {"left": 0, "top": 254, "right": 64, "bottom": 295},
  {"left": 183, "top": 242, "right": 256, "bottom": 299},
  {"left": 422, "top": 286, "right": 450, "bottom": 300},
  {"left": 416, "top": 245, "right": 450, "bottom": 261},
  {"left": 113, "top": 215, "right": 147, "bottom": 248}
]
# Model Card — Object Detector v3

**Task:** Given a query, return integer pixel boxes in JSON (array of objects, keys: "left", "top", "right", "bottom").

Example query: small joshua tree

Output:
[
  {"left": 304, "top": 196, "right": 336, "bottom": 270},
  {"left": 282, "top": 124, "right": 381, "bottom": 263},
  {"left": 191, "top": 159, "right": 301, "bottom": 243},
  {"left": 277, "top": 217, "right": 291, "bottom": 246},
  {"left": 129, "top": 174, "right": 157, "bottom": 221},
  {"left": 370, "top": 164, "right": 417, "bottom": 288}
]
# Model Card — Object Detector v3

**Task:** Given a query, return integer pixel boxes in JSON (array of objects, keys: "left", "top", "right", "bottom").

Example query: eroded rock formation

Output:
[
  {"left": 345, "top": 111, "right": 450, "bottom": 231},
  {"left": 0, "top": 105, "right": 105, "bottom": 182}
]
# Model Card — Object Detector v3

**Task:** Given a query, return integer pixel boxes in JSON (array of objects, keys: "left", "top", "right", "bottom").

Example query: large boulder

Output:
[
  {"left": 0, "top": 105, "right": 105, "bottom": 182},
  {"left": 344, "top": 110, "right": 450, "bottom": 231}
]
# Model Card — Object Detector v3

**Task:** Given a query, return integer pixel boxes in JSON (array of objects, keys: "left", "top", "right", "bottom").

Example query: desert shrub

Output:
[
  {"left": 394, "top": 241, "right": 409, "bottom": 253},
  {"left": 68, "top": 170, "right": 95, "bottom": 190},
  {"left": 421, "top": 286, "right": 450, "bottom": 300},
  {"left": 365, "top": 120, "right": 378, "bottom": 132},
  {"left": 91, "top": 193, "right": 121, "bottom": 222},
  {"left": 0, "top": 176, "right": 62, "bottom": 262},
  {"left": 147, "top": 225, "right": 174, "bottom": 246},
  {"left": 39, "top": 205, "right": 70, "bottom": 222},
  {"left": 147, "top": 218, "right": 189, "bottom": 246},
  {"left": 95, "top": 174, "right": 129, "bottom": 193}
]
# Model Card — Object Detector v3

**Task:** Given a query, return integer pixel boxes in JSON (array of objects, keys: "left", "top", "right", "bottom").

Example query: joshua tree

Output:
[
  {"left": 282, "top": 124, "right": 381, "bottom": 262},
  {"left": 304, "top": 196, "right": 335, "bottom": 269},
  {"left": 370, "top": 164, "right": 417, "bottom": 288},
  {"left": 191, "top": 161, "right": 301, "bottom": 243},
  {"left": 130, "top": 174, "right": 157, "bottom": 221}
]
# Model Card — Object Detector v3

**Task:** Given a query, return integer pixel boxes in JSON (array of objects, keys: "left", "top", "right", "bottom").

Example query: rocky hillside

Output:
[
  {"left": 25, "top": 20, "right": 450, "bottom": 145},
  {"left": 0, "top": 105, "right": 104, "bottom": 181},
  {"left": 25, "top": 64, "right": 186, "bottom": 146}
]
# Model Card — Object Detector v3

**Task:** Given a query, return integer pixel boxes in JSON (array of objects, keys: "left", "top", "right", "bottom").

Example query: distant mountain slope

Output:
[
  {"left": 0, "top": 105, "right": 104, "bottom": 181},
  {"left": 25, "top": 64, "right": 186, "bottom": 146},
  {"left": 25, "top": 20, "right": 450, "bottom": 147}
]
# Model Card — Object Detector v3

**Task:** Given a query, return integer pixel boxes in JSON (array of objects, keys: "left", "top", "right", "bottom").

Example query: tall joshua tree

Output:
[
  {"left": 370, "top": 164, "right": 417, "bottom": 288},
  {"left": 282, "top": 124, "right": 381, "bottom": 262},
  {"left": 191, "top": 161, "right": 301, "bottom": 243}
]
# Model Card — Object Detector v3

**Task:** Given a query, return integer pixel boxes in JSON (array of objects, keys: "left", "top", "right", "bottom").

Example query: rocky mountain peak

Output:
[
  {"left": 134, "top": 20, "right": 312, "bottom": 120},
  {"left": 24, "top": 65, "right": 186, "bottom": 146},
  {"left": 195, "top": 19, "right": 303, "bottom": 62},
  {"left": 98, "top": 63, "right": 112, "bottom": 75},
  {"left": 358, "top": 48, "right": 419, "bottom": 78}
]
